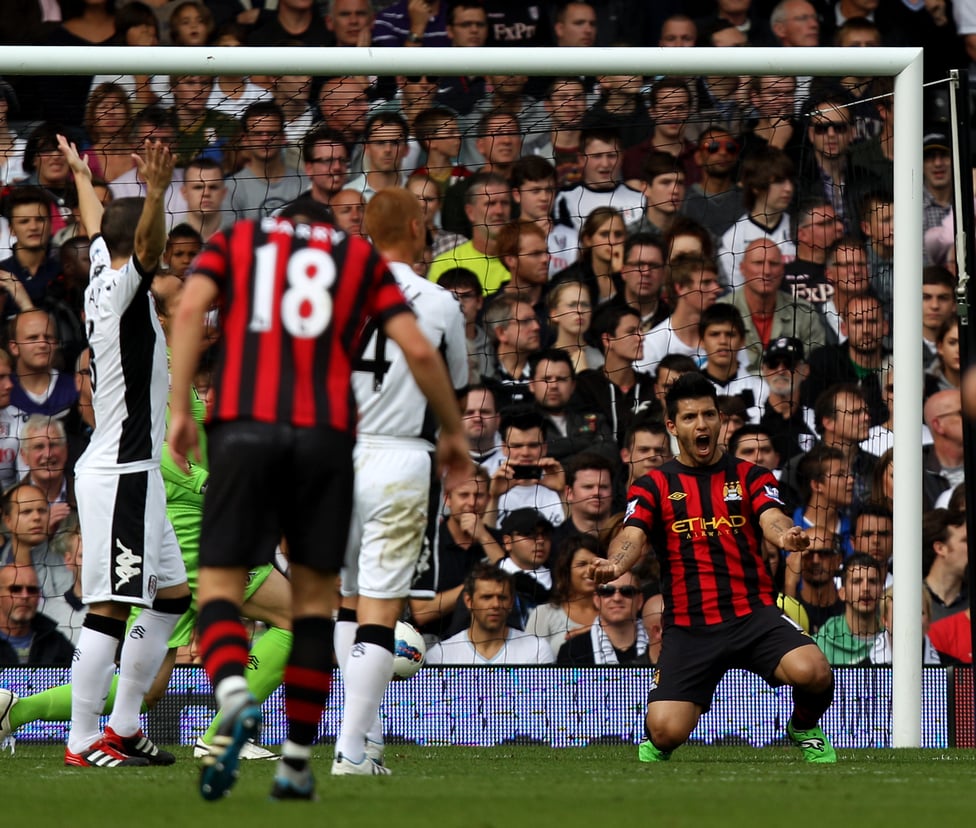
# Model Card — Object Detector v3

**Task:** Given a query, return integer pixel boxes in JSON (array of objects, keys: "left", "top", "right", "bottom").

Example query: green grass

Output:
[{"left": 4, "top": 744, "right": 976, "bottom": 828}]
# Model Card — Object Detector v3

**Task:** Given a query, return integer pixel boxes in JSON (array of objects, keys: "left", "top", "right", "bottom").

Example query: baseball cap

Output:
[
  {"left": 500, "top": 508, "right": 554, "bottom": 537},
  {"left": 923, "top": 132, "right": 951, "bottom": 154},
  {"left": 764, "top": 337, "right": 804, "bottom": 366}
]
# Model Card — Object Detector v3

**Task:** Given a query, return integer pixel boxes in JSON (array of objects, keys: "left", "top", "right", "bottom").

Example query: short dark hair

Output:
[
  {"left": 166, "top": 223, "right": 203, "bottom": 245},
  {"left": 655, "top": 352, "right": 698, "bottom": 382},
  {"left": 3, "top": 185, "right": 53, "bottom": 221},
  {"left": 436, "top": 267, "right": 482, "bottom": 296},
  {"left": 841, "top": 552, "right": 882, "bottom": 586},
  {"left": 642, "top": 150, "right": 684, "bottom": 184},
  {"left": 529, "top": 348, "right": 574, "bottom": 380},
  {"left": 665, "top": 372, "right": 718, "bottom": 421},
  {"left": 512, "top": 156, "right": 556, "bottom": 188},
  {"left": 22, "top": 123, "right": 63, "bottom": 175},
  {"left": 922, "top": 265, "right": 957, "bottom": 290},
  {"left": 591, "top": 304, "right": 640, "bottom": 354},
  {"left": 564, "top": 451, "right": 614, "bottom": 487},
  {"left": 365, "top": 110, "right": 408, "bottom": 141},
  {"left": 279, "top": 198, "right": 334, "bottom": 224},
  {"left": 624, "top": 416, "right": 668, "bottom": 453},
  {"left": 301, "top": 123, "right": 349, "bottom": 163},
  {"left": 413, "top": 107, "right": 457, "bottom": 146},
  {"left": 101, "top": 197, "right": 145, "bottom": 259},
  {"left": 242, "top": 100, "right": 285, "bottom": 132},
  {"left": 740, "top": 147, "right": 794, "bottom": 211},
  {"left": 813, "top": 383, "right": 867, "bottom": 435},
  {"left": 462, "top": 560, "right": 512, "bottom": 598},
  {"left": 797, "top": 443, "right": 845, "bottom": 500},
  {"left": 853, "top": 501, "right": 893, "bottom": 530},
  {"left": 727, "top": 423, "right": 775, "bottom": 458},
  {"left": 499, "top": 408, "right": 547, "bottom": 442},
  {"left": 922, "top": 507, "right": 966, "bottom": 575},
  {"left": 579, "top": 126, "right": 621, "bottom": 153},
  {"left": 698, "top": 302, "right": 745, "bottom": 339}
]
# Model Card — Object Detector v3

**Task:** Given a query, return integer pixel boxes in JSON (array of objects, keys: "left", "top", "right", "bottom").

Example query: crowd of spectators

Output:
[{"left": 0, "top": 0, "right": 971, "bottom": 669}]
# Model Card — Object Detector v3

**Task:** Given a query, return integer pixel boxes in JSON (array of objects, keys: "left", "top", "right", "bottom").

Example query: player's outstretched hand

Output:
[
  {"left": 167, "top": 411, "right": 199, "bottom": 474},
  {"left": 133, "top": 139, "right": 175, "bottom": 195},
  {"left": 779, "top": 525, "right": 810, "bottom": 553},
  {"left": 56, "top": 134, "right": 92, "bottom": 180},
  {"left": 438, "top": 431, "right": 475, "bottom": 494},
  {"left": 588, "top": 558, "right": 620, "bottom": 585}
]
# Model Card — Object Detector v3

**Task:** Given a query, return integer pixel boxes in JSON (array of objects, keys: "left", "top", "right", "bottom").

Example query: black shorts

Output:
[
  {"left": 200, "top": 420, "right": 355, "bottom": 573},
  {"left": 650, "top": 605, "right": 814, "bottom": 712}
]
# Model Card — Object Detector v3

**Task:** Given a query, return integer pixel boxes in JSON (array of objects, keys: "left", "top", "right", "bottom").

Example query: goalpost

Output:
[{"left": 0, "top": 45, "right": 925, "bottom": 747}]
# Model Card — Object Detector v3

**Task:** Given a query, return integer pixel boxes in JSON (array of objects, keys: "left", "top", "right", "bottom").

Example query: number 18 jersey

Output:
[{"left": 191, "top": 217, "right": 410, "bottom": 433}]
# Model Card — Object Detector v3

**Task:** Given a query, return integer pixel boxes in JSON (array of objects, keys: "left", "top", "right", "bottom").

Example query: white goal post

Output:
[{"left": 0, "top": 45, "right": 925, "bottom": 747}]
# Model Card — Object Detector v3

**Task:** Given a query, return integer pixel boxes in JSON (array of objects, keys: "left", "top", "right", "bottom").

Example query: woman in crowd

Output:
[
  {"left": 552, "top": 206, "right": 626, "bottom": 308},
  {"left": 546, "top": 279, "right": 604, "bottom": 373}
]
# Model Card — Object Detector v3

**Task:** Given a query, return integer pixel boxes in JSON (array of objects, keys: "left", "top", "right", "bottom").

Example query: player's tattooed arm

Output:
[
  {"left": 591, "top": 525, "right": 646, "bottom": 583},
  {"left": 760, "top": 509, "right": 810, "bottom": 552}
]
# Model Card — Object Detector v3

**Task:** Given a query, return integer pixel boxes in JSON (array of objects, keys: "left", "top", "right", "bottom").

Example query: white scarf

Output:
[{"left": 590, "top": 619, "right": 649, "bottom": 665}]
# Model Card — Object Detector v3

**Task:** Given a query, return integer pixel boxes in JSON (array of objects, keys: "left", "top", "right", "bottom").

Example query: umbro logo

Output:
[{"left": 667, "top": 492, "right": 687, "bottom": 501}]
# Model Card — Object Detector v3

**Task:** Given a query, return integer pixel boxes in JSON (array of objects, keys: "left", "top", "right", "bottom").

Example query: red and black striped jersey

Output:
[
  {"left": 192, "top": 217, "right": 410, "bottom": 432},
  {"left": 623, "top": 453, "right": 784, "bottom": 628}
]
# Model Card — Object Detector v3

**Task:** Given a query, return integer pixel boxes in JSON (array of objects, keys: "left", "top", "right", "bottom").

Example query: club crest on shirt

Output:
[{"left": 723, "top": 481, "right": 743, "bottom": 502}]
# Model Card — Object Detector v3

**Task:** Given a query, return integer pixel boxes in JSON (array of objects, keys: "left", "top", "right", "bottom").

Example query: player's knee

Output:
[
  {"left": 792, "top": 651, "right": 834, "bottom": 693},
  {"left": 645, "top": 710, "right": 692, "bottom": 752}
]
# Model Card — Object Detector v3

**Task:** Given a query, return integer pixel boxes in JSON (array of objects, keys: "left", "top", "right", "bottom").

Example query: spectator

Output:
[
  {"left": 758, "top": 336, "right": 816, "bottom": 463},
  {"left": 658, "top": 14, "right": 697, "bottom": 46},
  {"left": 922, "top": 390, "right": 964, "bottom": 510},
  {"left": 553, "top": 128, "right": 644, "bottom": 237},
  {"left": 739, "top": 74, "right": 800, "bottom": 159},
  {"left": 817, "top": 236, "right": 872, "bottom": 345},
  {"left": 698, "top": 303, "right": 767, "bottom": 423},
  {"left": 463, "top": 384, "right": 504, "bottom": 474},
  {"left": 0, "top": 85, "right": 26, "bottom": 186},
  {"left": 546, "top": 280, "right": 604, "bottom": 373},
  {"left": 557, "top": 569, "right": 648, "bottom": 665},
  {"left": 802, "top": 293, "right": 889, "bottom": 425},
  {"left": 717, "top": 146, "right": 796, "bottom": 290},
  {"left": 371, "top": 0, "right": 449, "bottom": 46},
  {"left": 785, "top": 527, "right": 844, "bottom": 634},
  {"left": 529, "top": 350, "right": 613, "bottom": 463},
  {"left": 228, "top": 102, "right": 307, "bottom": 220},
  {"left": 413, "top": 108, "right": 470, "bottom": 197},
  {"left": 436, "top": 267, "right": 488, "bottom": 382},
  {"left": 553, "top": 2, "right": 597, "bottom": 47},
  {"left": 160, "top": 224, "right": 202, "bottom": 279},
  {"left": 794, "top": 443, "right": 854, "bottom": 551},
  {"left": 206, "top": 24, "right": 275, "bottom": 120},
  {"left": 551, "top": 206, "right": 627, "bottom": 310},
  {"left": 0, "top": 483, "right": 71, "bottom": 600},
  {"left": 769, "top": 0, "right": 821, "bottom": 103},
  {"left": 851, "top": 502, "right": 893, "bottom": 587},
  {"left": 177, "top": 157, "right": 230, "bottom": 241},
  {"left": 298, "top": 124, "right": 351, "bottom": 211},
  {"left": 921, "top": 132, "right": 953, "bottom": 249},
  {"left": 622, "top": 78, "right": 699, "bottom": 183},
  {"left": 581, "top": 75, "right": 653, "bottom": 151},
  {"left": 681, "top": 126, "right": 745, "bottom": 238},
  {"left": 426, "top": 563, "right": 555, "bottom": 664},
  {"left": 330, "top": 189, "right": 367, "bottom": 237},
  {"left": 605, "top": 234, "right": 670, "bottom": 334},
  {"left": 428, "top": 171, "right": 512, "bottom": 292},
  {"left": 921, "top": 266, "right": 957, "bottom": 368},
  {"left": 550, "top": 451, "right": 616, "bottom": 549},
  {"left": 18, "top": 415, "right": 76, "bottom": 535},
  {"left": 9, "top": 309, "right": 79, "bottom": 419},
  {"left": 247, "top": 0, "right": 332, "bottom": 45},
  {"left": 0, "top": 563, "right": 75, "bottom": 666},
  {"left": 487, "top": 409, "right": 566, "bottom": 528},
  {"left": 408, "top": 466, "right": 502, "bottom": 642},
  {"left": 272, "top": 72, "right": 315, "bottom": 155},
  {"left": 859, "top": 190, "right": 893, "bottom": 319},
  {"left": 729, "top": 422, "right": 782, "bottom": 473},
  {"left": 0, "top": 348, "right": 21, "bottom": 491},
  {"left": 407, "top": 174, "right": 468, "bottom": 262},
  {"left": 923, "top": 508, "right": 969, "bottom": 624},
  {"left": 575, "top": 305, "right": 656, "bottom": 447},
  {"left": 925, "top": 314, "right": 960, "bottom": 399},
  {"left": 783, "top": 199, "right": 843, "bottom": 316},
  {"left": 482, "top": 293, "right": 541, "bottom": 407},
  {"left": 326, "top": 0, "right": 374, "bottom": 47},
  {"left": 511, "top": 157, "right": 572, "bottom": 277},
  {"left": 0, "top": 186, "right": 61, "bottom": 315},
  {"left": 496, "top": 221, "right": 550, "bottom": 318},
  {"left": 630, "top": 152, "right": 686, "bottom": 242},
  {"left": 167, "top": 75, "right": 240, "bottom": 166},
  {"left": 814, "top": 553, "right": 883, "bottom": 665},
  {"left": 315, "top": 76, "right": 370, "bottom": 172},
  {"left": 82, "top": 82, "right": 135, "bottom": 184},
  {"left": 637, "top": 255, "right": 723, "bottom": 376},
  {"left": 525, "top": 534, "right": 603, "bottom": 657},
  {"left": 435, "top": 2, "right": 490, "bottom": 115},
  {"left": 36, "top": 510, "right": 86, "bottom": 645},
  {"left": 345, "top": 112, "right": 409, "bottom": 201},
  {"left": 531, "top": 77, "right": 586, "bottom": 189}
]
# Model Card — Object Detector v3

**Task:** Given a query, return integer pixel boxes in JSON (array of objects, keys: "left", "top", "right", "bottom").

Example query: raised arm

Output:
[
  {"left": 132, "top": 140, "right": 175, "bottom": 270},
  {"left": 57, "top": 135, "right": 102, "bottom": 238}
]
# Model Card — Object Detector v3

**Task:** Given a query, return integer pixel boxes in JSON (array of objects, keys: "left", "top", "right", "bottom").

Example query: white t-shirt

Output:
[
  {"left": 496, "top": 484, "right": 566, "bottom": 527},
  {"left": 426, "top": 627, "right": 555, "bottom": 665},
  {"left": 717, "top": 212, "right": 796, "bottom": 291}
]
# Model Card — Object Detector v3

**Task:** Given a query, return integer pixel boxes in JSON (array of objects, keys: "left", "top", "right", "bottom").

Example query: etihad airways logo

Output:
[{"left": 670, "top": 515, "right": 747, "bottom": 535}]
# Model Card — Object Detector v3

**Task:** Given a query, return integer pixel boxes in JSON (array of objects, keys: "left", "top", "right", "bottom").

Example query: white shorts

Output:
[
  {"left": 341, "top": 443, "right": 432, "bottom": 600},
  {"left": 76, "top": 468, "right": 187, "bottom": 606}
]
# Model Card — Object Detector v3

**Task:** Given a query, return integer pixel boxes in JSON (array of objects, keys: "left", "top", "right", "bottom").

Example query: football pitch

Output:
[{"left": 4, "top": 744, "right": 976, "bottom": 827}]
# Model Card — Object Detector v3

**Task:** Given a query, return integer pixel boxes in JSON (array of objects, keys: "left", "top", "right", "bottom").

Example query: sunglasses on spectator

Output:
[
  {"left": 6, "top": 584, "right": 40, "bottom": 595},
  {"left": 702, "top": 140, "right": 738, "bottom": 154},
  {"left": 596, "top": 585, "right": 641, "bottom": 598},
  {"left": 811, "top": 122, "right": 850, "bottom": 135}
]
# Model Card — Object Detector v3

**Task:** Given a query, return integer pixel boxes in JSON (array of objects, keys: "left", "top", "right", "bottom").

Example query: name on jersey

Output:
[
  {"left": 670, "top": 515, "right": 746, "bottom": 538},
  {"left": 261, "top": 216, "right": 340, "bottom": 244}
]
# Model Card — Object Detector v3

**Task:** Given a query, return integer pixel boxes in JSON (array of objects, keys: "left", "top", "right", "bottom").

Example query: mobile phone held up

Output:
[{"left": 511, "top": 465, "right": 543, "bottom": 480}]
